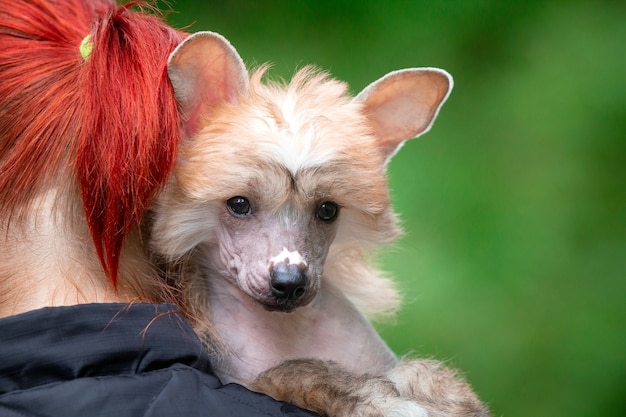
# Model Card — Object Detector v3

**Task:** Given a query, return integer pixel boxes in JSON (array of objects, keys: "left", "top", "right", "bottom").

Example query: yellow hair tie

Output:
[{"left": 80, "top": 34, "right": 93, "bottom": 61}]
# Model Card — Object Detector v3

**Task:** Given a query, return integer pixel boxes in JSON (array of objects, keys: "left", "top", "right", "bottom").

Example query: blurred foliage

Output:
[{"left": 162, "top": 1, "right": 626, "bottom": 416}]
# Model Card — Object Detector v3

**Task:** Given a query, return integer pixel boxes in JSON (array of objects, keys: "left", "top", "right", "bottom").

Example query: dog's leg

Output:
[
  {"left": 386, "top": 359, "right": 490, "bottom": 417},
  {"left": 251, "top": 359, "right": 428, "bottom": 417}
]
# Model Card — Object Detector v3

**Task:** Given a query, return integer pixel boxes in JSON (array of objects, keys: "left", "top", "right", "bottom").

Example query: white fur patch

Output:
[
  {"left": 269, "top": 247, "right": 307, "bottom": 266},
  {"left": 261, "top": 120, "right": 336, "bottom": 177},
  {"left": 384, "top": 401, "right": 429, "bottom": 417}
]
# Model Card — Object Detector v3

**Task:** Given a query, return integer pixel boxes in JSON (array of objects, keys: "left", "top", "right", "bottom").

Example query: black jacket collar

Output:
[{"left": 0, "top": 303, "right": 211, "bottom": 394}]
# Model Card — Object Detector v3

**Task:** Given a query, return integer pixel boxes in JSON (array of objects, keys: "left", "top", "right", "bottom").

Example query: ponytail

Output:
[
  {"left": 0, "top": 0, "right": 185, "bottom": 286},
  {"left": 77, "top": 1, "right": 185, "bottom": 285}
]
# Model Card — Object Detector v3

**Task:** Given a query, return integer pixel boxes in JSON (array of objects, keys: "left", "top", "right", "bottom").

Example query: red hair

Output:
[{"left": 0, "top": 0, "right": 185, "bottom": 286}]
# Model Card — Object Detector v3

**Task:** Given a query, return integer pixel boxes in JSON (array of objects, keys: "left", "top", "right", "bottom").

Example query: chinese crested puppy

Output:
[{"left": 150, "top": 32, "right": 489, "bottom": 417}]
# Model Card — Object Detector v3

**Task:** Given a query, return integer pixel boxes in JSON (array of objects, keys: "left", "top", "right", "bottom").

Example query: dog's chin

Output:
[
  {"left": 260, "top": 302, "right": 299, "bottom": 313},
  {"left": 261, "top": 303, "right": 298, "bottom": 313},
  {"left": 258, "top": 294, "right": 315, "bottom": 313}
]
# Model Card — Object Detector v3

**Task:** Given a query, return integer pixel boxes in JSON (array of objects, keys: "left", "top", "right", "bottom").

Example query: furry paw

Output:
[
  {"left": 355, "top": 397, "right": 428, "bottom": 417},
  {"left": 386, "top": 359, "right": 490, "bottom": 417},
  {"left": 346, "top": 377, "right": 428, "bottom": 417},
  {"left": 251, "top": 359, "right": 430, "bottom": 417}
]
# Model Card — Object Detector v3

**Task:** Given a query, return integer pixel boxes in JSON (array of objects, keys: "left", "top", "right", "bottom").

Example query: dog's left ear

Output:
[{"left": 354, "top": 68, "right": 453, "bottom": 162}]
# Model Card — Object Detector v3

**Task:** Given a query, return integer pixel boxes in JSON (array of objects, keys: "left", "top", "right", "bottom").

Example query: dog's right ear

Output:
[{"left": 168, "top": 31, "right": 248, "bottom": 137}]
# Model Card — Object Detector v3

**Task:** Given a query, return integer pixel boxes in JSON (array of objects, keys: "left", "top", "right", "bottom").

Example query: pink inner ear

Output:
[
  {"left": 359, "top": 69, "right": 452, "bottom": 160},
  {"left": 367, "top": 94, "right": 435, "bottom": 153},
  {"left": 168, "top": 32, "right": 248, "bottom": 137}
]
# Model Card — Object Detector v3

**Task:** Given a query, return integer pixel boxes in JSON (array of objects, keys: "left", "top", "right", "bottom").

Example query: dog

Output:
[{"left": 149, "top": 32, "right": 490, "bottom": 417}]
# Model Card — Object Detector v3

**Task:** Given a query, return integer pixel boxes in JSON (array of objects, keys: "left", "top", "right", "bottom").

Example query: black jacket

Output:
[{"left": 0, "top": 303, "right": 318, "bottom": 417}]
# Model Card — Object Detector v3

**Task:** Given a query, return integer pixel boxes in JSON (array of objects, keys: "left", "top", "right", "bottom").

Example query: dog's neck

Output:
[
  {"left": 206, "top": 272, "right": 398, "bottom": 385},
  {"left": 0, "top": 188, "right": 146, "bottom": 318}
]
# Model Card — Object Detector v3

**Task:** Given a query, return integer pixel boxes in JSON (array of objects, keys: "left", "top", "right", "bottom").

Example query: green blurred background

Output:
[{"left": 162, "top": 1, "right": 625, "bottom": 416}]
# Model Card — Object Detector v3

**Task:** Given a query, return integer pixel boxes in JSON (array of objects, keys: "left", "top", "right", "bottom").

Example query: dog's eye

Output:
[
  {"left": 227, "top": 196, "right": 251, "bottom": 217},
  {"left": 316, "top": 201, "right": 338, "bottom": 223}
]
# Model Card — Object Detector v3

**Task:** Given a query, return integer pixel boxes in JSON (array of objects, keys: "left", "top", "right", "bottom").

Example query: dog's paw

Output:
[
  {"left": 386, "top": 359, "right": 490, "bottom": 417},
  {"left": 384, "top": 401, "right": 429, "bottom": 417},
  {"left": 251, "top": 359, "right": 429, "bottom": 417},
  {"left": 358, "top": 397, "right": 428, "bottom": 417}
]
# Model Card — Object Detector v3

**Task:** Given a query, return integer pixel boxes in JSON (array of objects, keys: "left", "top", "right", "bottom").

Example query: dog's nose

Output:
[{"left": 270, "top": 262, "right": 307, "bottom": 302}]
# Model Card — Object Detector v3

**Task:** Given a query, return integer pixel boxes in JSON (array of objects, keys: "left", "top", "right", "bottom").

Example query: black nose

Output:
[{"left": 270, "top": 262, "right": 307, "bottom": 302}]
